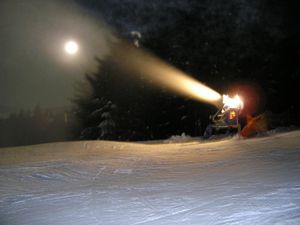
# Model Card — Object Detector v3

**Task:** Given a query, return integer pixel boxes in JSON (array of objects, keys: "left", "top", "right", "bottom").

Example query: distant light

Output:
[{"left": 64, "top": 41, "right": 78, "bottom": 55}]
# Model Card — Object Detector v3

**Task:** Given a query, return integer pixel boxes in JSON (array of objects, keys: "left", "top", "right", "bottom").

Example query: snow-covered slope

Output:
[{"left": 1, "top": 131, "right": 300, "bottom": 225}]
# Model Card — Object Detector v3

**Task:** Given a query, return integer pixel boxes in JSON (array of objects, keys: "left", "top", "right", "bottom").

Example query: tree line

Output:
[{"left": 0, "top": 105, "right": 72, "bottom": 147}]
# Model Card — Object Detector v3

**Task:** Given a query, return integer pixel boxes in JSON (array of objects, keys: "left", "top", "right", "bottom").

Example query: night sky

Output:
[
  {"left": 0, "top": 0, "right": 299, "bottom": 118},
  {"left": 0, "top": 0, "right": 111, "bottom": 116}
]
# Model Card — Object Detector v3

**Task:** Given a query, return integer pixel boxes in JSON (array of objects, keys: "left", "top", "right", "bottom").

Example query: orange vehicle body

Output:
[{"left": 241, "top": 113, "right": 268, "bottom": 137}]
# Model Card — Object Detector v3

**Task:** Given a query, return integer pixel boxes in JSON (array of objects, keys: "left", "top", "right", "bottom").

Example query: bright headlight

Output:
[{"left": 223, "top": 94, "right": 243, "bottom": 109}]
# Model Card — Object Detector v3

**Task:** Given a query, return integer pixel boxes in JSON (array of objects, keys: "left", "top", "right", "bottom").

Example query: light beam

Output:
[{"left": 110, "top": 42, "right": 222, "bottom": 106}]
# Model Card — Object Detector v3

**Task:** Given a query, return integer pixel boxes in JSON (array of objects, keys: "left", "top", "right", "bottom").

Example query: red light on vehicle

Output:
[{"left": 229, "top": 111, "right": 236, "bottom": 119}]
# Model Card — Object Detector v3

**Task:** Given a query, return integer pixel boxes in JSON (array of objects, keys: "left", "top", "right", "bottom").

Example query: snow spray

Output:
[{"left": 109, "top": 41, "right": 222, "bottom": 106}]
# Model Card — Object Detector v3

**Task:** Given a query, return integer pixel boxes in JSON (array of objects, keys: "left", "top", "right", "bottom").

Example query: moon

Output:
[{"left": 64, "top": 40, "right": 79, "bottom": 55}]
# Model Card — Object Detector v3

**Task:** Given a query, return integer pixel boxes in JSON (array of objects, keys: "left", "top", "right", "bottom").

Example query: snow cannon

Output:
[{"left": 204, "top": 94, "right": 243, "bottom": 138}]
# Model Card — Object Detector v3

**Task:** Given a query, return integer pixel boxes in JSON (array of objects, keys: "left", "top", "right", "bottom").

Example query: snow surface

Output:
[{"left": 1, "top": 130, "right": 300, "bottom": 225}]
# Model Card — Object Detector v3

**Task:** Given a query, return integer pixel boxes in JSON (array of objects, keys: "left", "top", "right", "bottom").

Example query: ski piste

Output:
[{"left": 1, "top": 130, "right": 299, "bottom": 225}]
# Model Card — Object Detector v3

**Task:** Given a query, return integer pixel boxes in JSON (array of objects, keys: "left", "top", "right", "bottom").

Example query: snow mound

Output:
[{"left": 164, "top": 132, "right": 193, "bottom": 143}]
